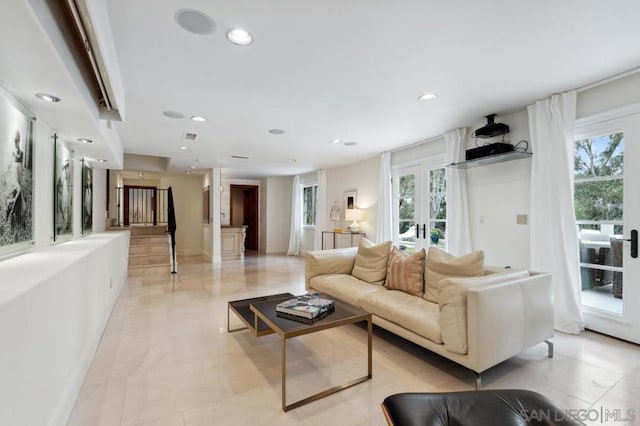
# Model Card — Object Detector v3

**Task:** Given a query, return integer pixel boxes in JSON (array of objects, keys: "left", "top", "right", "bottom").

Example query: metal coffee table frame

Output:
[{"left": 228, "top": 293, "right": 372, "bottom": 411}]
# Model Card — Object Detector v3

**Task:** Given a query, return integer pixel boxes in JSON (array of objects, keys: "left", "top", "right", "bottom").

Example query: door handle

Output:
[
  {"left": 415, "top": 223, "right": 420, "bottom": 239},
  {"left": 625, "top": 229, "right": 638, "bottom": 259},
  {"left": 422, "top": 224, "right": 427, "bottom": 239}
]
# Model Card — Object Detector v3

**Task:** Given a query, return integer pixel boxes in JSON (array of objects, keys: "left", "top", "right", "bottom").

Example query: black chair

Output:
[{"left": 381, "top": 390, "right": 582, "bottom": 425}]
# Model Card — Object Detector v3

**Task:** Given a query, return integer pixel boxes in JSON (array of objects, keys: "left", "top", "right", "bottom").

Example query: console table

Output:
[{"left": 322, "top": 231, "right": 365, "bottom": 250}]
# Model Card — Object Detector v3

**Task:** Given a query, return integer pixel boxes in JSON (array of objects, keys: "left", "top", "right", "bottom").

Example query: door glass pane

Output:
[
  {"left": 429, "top": 168, "right": 446, "bottom": 250},
  {"left": 398, "top": 221, "right": 416, "bottom": 253},
  {"left": 575, "top": 132, "right": 624, "bottom": 314},
  {"left": 398, "top": 174, "right": 416, "bottom": 252}
]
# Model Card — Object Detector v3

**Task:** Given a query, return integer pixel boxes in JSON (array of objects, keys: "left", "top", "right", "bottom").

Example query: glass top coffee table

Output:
[{"left": 227, "top": 293, "right": 372, "bottom": 411}]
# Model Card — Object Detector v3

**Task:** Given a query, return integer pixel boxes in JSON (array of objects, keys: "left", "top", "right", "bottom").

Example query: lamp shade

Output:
[{"left": 345, "top": 208, "right": 365, "bottom": 221}]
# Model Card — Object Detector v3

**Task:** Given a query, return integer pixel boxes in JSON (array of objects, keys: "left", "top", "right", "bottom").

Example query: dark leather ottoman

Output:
[{"left": 381, "top": 390, "right": 582, "bottom": 425}]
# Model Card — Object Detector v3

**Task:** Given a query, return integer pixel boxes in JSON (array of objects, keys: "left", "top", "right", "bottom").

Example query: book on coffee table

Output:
[
  {"left": 276, "top": 306, "right": 335, "bottom": 324},
  {"left": 275, "top": 293, "right": 335, "bottom": 320}
]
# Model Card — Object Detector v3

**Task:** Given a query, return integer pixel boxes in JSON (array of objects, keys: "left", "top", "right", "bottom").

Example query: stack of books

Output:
[{"left": 276, "top": 293, "right": 335, "bottom": 324}]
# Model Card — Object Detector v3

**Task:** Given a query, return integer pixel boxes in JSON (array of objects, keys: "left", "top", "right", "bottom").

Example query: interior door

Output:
[
  {"left": 576, "top": 113, "right": 640, "bottom": 343},
  {"left": 243, "top": 187, "right": 259, "bottom": 251}
]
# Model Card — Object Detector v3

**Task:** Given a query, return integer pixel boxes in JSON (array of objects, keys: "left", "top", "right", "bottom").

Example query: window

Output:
[{"left": 303, "top": 184, "right": 318, "bottom": 226}]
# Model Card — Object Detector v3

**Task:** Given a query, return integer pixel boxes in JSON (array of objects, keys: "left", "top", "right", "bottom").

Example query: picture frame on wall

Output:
[
  {"left": 0, "top": 88, "right": 35, "bottom": 254},
  {"left": 53, "top": 134, "right": 73, "bottom": 241},
  {"left": 203, "top": 186, "right": 210, "bottom": 224},
  {"left": 343, "top": 189, "right": 357, "bottom": 212},
  {"left": 81, "top": 159, "right": 93, "bottom": 234}
]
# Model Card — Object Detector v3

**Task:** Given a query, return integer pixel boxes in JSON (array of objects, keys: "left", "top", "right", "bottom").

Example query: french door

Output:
[
  {"left": 575, "top": 112, "right": 640, "bottom": 343},
  {"left": 392, "top": 157, "right": 447, "bottom": 253}
]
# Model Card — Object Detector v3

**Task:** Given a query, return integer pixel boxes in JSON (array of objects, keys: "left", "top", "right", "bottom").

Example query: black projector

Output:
[{"left": 465, "top": 142, "right": 514, "bottom": 161}]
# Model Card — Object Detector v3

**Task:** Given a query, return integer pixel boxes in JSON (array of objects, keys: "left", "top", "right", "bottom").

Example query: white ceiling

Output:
[{"left": 3, "top": 1, "right": 640, "bottom": 178}]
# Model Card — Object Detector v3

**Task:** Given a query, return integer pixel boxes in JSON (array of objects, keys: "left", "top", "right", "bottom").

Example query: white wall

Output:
[
  {"left": 265, "top": 176, "right": 292, "bottom": 253},
  {"left": 0, "top": 97, "right": 125, "bottom": 426},
  {"left": 466, "top": 109, "right": 532, "bottom": 268},
  {"left": 0, "top": 232, "right": 129, "bottom": 426},
  {"left": 160, "top": 175, "right": 203, "bottom": 256}
]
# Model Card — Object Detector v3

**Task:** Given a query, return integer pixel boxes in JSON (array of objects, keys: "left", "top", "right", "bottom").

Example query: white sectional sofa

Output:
[{"left": 305, "top": 246, "right": 554, "bottom": 387}]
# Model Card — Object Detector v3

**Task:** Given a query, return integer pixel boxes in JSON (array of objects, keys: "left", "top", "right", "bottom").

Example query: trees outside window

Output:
[{"left": 303, "top": 185, "right": 318, "bottom": 226}]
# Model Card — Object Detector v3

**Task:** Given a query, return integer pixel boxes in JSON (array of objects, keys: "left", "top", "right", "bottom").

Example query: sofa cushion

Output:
[
  {"left": 438, "top": 269, "right": 530, "bottom": 354},
  {"left": 424, "top": 248, "right": 485, "bottom": 303},
  {"left": 360, "top": 289, "right": 442, "bottom": 344},
  {"left": 309, "top": 274, "right": 387, "bottom": 306},
  {"left": 385, "top": 247, "right": 425, "bottom": 297},
  {"left": 351, "top": 239, "right": 392, "bottom": 285}
]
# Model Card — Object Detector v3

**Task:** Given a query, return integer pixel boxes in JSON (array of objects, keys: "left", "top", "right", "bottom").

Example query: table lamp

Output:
[{"left": 345, "top": 209, "right": 365, "bottom": 233}]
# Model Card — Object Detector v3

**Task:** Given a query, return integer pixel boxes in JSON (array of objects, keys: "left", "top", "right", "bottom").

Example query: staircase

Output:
[{"left": 128, "top": 226, "right": 171, "bottom": 275}]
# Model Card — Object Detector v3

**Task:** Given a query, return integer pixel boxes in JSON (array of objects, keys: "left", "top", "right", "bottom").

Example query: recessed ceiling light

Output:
[
  {"left": 35, "top": 93, "right": 61, "bottom": 103},
  {"left": 226, "top": 28, "right": 253, "bottom": 46},
  {"left": 331, "top": 139, "right": 342, "bottom": 144},
  {"left": 343, "top": 141, "right": 358, "bottom": 146},
  {"left": 96, "top": 159, "right": 107, "bottom": 163},
  {"left": 179, "top": 145, "right": 189, "bottom": 150},
  {"left": 191, "top": 116, "right": 207, "bottom": 122},
  {"left": 190, "top": 165, "right": 197, "bottom": 170},
  {"left": 268, "top": 129, "right": 285, "bottom": 135},
  {"left": 78, "top": 138, "right": 93, "bottom": 144},
  {"left": 163, "top": 111, "right": 185, "bottom": 119},
  {"left": 288, "top": 159, "right": 296, "bottom": 163},
  {"left": 418, "top": 92, "right": 438, "bottom": 101},
  {"left": 185, "top": 170, "right": 191, "bottom": 175},
  {"left": 175, "top": 9, "right": 215, "bottom": 35}
]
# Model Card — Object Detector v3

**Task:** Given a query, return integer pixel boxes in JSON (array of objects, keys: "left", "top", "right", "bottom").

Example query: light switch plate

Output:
[{"left": 516, "top": 214, "right": 528, "bottom": 225}]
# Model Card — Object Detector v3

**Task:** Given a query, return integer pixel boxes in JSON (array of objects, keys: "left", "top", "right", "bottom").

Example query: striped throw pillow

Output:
[{"left": 384, "top": 246, "right": 426, "bottom": 296}]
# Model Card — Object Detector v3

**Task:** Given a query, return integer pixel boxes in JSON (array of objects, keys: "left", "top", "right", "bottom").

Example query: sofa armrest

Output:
[
  {"left": 465, "top": 272, "right": 553, "bottom": 373},
  {"left": 305, "top": 247, "right": 357, "bottom": 290}
]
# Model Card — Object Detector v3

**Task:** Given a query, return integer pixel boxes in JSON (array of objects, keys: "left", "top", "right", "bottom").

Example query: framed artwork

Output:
[
  {"left": 0, "top": 89, "right": 34, "bottom": 254},
  {"left": 203, "top": 186, "right": 210, "bottom": 224},
  {"left": 81, "top": 160, "right": 93, "bottom": 234},
  {"left": 54, "top": 134, "right": 73, "bottom": 240},
  {"left": 343, "top": 189, "right": 357, "bottom": 212}
]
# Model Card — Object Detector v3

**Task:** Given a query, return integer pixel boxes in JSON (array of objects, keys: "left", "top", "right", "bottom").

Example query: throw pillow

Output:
[
  {"left": 385, "top": 247, "right": 426, "bottom": 296},
  {"left": 351, "top": 239, "right": 392, "bottom": 285},
  {"left": 424, "top": 247, "right": 484, "bottom": 303}
]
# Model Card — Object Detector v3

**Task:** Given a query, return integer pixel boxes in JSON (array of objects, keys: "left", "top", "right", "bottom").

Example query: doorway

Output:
[
  {"left": 392, "top": 157, "right": 448, "bottom": 253},
  {"left": 230, "top": 185, "right": 259, "bottom": 251},
  {"left": 575, "top": 113, "right": 640, "bottom": 343}
]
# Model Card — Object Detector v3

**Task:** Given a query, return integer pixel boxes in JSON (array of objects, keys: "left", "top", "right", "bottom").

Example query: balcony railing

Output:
[{"left": 116, "top": 187, "right": 169, "bottom": 226}]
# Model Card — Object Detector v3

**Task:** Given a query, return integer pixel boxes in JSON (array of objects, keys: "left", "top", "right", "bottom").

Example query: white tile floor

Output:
[{"left": 68, "top": 254, "right": 640, "bottom": 425}]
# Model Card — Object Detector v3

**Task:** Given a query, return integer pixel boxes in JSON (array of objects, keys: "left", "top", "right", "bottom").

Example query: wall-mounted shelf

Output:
[{"left": 447, "top": 151, "right": 532, "bottom": 169}]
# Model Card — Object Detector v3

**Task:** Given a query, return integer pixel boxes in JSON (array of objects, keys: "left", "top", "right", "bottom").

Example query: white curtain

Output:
[
  {"left": 376, "top": 152, "right": 392, "bottom": 243},
  {"left": 314, "top": 170, "right": 327, "bottom": 250},
  {"left": 528, "top": 91, "right": 584, "bottom": 334},
  {"left": 287, "top": 175, "right": 302, "bottom": 256},
  {"left": 445, "top": 128, "right": 472, "bottom": 255}
]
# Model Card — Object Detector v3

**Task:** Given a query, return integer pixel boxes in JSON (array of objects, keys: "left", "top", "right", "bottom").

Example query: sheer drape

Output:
[
  {"left": 314, "top": 170, "right": 327, "bottom": 250},
  {"left": 376, "top": 152, "right": 392, "bottom": 243},
  {"left": 445, "top": 128, "right": 472, "bottom": 255},
  {"left": 287, "top": 175, "right": 302, "bottom": 256},
  {"left": 528, "top": 91, "right": 584, "bottom": 334}
]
